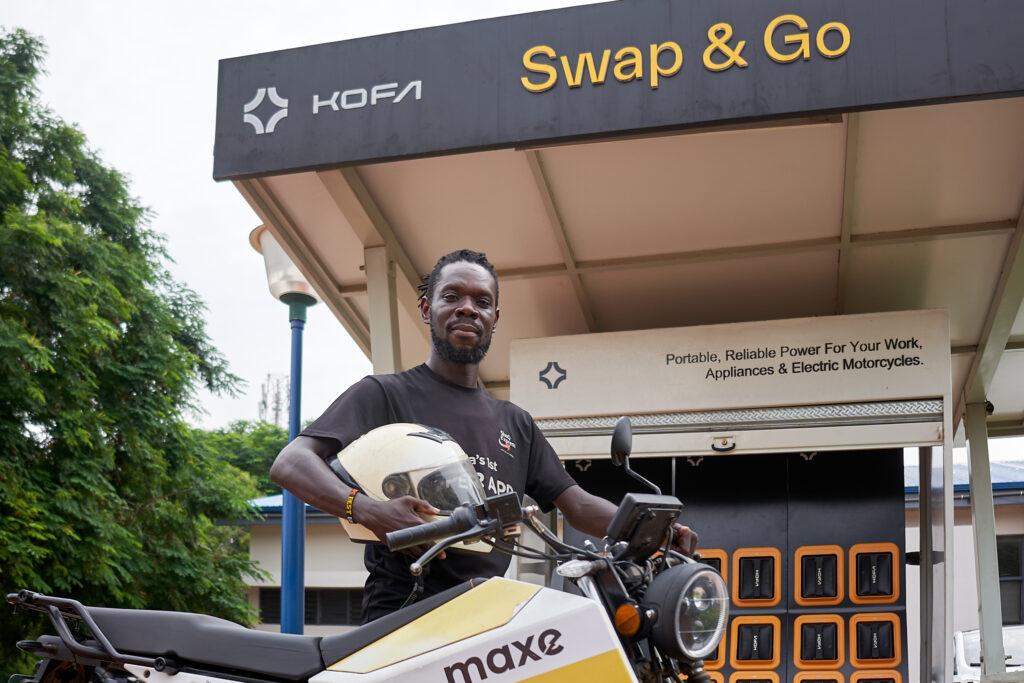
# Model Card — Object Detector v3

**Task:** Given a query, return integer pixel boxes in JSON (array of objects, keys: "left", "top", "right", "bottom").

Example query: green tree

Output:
[
  {"left": 0, "top": 29, "right": 264, "bottom": 673},
  {"left": 193, "top": 420, "right": 289, "bottom": 496}
]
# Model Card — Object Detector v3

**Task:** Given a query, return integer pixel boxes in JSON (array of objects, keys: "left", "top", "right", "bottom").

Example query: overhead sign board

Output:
[
  {"left": 511, "top": 310, "right": 951, "bottom": 419},
  {"left": 214, "top": 0, "right": 1024, "bottom": 179}
]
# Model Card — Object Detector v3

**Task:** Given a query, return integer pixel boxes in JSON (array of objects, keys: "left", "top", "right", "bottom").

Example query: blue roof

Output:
[
  {"left": 252, "top": 494, "right": 283, "bottom": 511},
  {"left": 904, "top": 460, "right": 1024, "bottom": 494},
  {"left": 251, "top": 494, "right": 318, "bottom": 513}
]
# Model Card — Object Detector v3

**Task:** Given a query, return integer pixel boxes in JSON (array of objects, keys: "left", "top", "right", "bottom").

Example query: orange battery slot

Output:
[
  {"left": 699, "top": 548, "right": 729, "bottom": 588},
  {"left": 794, "top": 614, "right": 845, "bottom": 670},
  {"left": 704, "top": 628, "right": 726, "bottom": 670},
  {"left": 849, "top": 543, "right": 899, "bottom": 605},
  {"left": 849, "top": 612, "right": 902, "bottom": 668},
  {"left": 730, "top": 615, "right": 781, "bottom": 670},
  {"left": 794, "top": 544, "right": 844, "bottom": 607},
  {"left": 732, "top": 547, "right": 782, "bottom": 608}
]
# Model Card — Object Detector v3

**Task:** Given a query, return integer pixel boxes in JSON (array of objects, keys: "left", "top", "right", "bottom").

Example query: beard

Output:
[{"left": 430, "top": 324, "right": 491, "bottom": 364}]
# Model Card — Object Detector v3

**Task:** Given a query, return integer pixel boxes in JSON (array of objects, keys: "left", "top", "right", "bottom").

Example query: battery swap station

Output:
[{"left": 511, "top": 309, "right": 953, "bottom": 683}]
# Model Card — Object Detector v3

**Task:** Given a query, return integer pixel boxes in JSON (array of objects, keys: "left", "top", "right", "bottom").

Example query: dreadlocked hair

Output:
[{"left": 419, "top": 249, "right": 499, "bottom": 305}]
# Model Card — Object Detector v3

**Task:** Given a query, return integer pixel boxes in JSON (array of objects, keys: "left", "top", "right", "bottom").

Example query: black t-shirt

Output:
[{"left": 301, "top": 364, "right": 576, "bottom": 622}]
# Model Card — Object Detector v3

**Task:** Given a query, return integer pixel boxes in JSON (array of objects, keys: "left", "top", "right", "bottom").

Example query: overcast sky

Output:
[{"left": 4, "top": 1, "right": 602, "bottom": 429}]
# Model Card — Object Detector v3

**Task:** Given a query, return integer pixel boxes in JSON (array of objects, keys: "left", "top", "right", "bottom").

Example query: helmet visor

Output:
[{"left": 381, "top": 460, "right": 485, "bottom": 513}]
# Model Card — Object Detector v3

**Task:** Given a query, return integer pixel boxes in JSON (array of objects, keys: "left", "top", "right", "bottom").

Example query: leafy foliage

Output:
[
  {"left": 193, "top": 420, "right": 289, "bottom": 496},
  {"left": 0, "top": 29, "right": 264, "bottom": 674}
]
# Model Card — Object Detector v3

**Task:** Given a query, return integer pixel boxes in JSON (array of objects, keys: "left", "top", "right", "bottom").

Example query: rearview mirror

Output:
[{"left": 610, "top": 416, "right": 632, "bottom": 467}]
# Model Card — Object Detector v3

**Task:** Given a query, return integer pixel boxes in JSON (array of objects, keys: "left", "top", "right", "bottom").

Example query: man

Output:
[{"left": 271, "top": 249, "right": 697, "bottom": 623}]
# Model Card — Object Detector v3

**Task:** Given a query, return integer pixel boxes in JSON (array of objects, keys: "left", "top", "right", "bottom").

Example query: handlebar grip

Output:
[{"left": 385, "top": 506, "right": 478, "bottom": 551}]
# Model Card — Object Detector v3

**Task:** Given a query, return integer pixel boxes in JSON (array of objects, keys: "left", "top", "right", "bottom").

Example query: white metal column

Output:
[
  {"left": 966, "top": 401, "right": 1006, "bottom": 680},
  {"left": 364, "top": 245, "right": 401, "bottom": 374},
  {"left": 919, "top": 445, "right": 935, "bottom": 680}
]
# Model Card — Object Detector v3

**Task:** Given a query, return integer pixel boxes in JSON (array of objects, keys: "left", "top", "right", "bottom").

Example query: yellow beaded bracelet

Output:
[{"left": 345, "top": 488, "right": 358, "bottom": 522}]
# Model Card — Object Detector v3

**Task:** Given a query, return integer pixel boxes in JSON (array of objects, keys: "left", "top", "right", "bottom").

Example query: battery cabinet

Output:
[{"left": 566, "top": 449, "right": 908, "bottom": 682}]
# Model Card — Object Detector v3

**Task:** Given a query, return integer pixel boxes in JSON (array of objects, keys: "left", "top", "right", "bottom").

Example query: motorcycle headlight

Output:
[{"left": 643, "top": 563, "right": 729, "bottom": 661}]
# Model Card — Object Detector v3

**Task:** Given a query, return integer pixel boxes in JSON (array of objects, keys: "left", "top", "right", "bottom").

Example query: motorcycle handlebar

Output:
[{"left": 385, "top": 505, "right": 479, "bottom": 551}]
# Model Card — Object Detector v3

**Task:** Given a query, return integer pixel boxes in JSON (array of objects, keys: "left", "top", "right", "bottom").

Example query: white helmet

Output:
[{"left": 329, "top": 423, "right": 489, "bottom": 552}]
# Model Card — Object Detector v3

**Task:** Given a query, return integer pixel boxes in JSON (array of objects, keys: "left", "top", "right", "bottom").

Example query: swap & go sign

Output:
[{"left": 521, "top": 14, "right": 851, "bottom": 92}]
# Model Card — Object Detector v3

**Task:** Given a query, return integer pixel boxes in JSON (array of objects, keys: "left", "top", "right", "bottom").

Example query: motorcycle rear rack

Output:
[{"left": 7, "top": 589, "right": 172, "bottom": 671}]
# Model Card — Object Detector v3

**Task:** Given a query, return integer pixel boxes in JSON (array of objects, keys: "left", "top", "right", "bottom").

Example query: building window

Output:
[
  {"left": 259, "top": 588, "right": 363, "bottom": 625},
  {"left": 998, "top": 536, "right": 1023, "bottom": 625}
]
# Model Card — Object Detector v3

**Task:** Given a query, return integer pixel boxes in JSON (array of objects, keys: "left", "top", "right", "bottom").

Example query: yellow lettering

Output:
[
  {"left": 649, "top": 41, "right": 682, "bottom": 89},
  {"left": 764, "top": 14, "right": 809, "bottom": 64},
  {"left": 560, "top": 50, "right": 611, "bottom": 88},
  {"left": 613, "top": 46, "right": 643, "bottom": 82},
  {"left": 592, "top": 50, "right": 611, "bottom": 84},
  {"left": 816, "top": 21, "right": 851, "bottom": 59},
  {"left": 703, "top": 22, "right": 748, "bottom": 72},
  {"left": 521, "top": 45, "right": 558, "bottom": 93}
]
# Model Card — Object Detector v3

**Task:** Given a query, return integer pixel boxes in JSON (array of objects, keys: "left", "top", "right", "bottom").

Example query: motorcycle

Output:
[{"left": 7, "top": 417, "right": 728, "bottom": 683}]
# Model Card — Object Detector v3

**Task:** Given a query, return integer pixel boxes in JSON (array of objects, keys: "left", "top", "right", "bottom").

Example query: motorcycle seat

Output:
[
  {"left": 320, "top": 577, "right": 488, "bottom": 667},
  {"left": 86, "top": 607, "right": 324, "bottom": 680}
]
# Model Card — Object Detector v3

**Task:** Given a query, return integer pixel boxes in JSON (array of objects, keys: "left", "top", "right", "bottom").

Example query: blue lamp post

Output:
[{"left": 250, "top": 225, "right": 318, "bottom": 635}]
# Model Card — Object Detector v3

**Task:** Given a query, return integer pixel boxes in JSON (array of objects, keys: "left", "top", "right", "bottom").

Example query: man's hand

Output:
[
  {"left": 353, "top": 494, "right": 446, "bottom": 558},
  {"left": 671, "top": 523, "right": 699, "bottom": 558}
]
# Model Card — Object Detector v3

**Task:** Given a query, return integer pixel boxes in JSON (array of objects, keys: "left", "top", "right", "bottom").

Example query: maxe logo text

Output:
[{"left": 443, "top": 628, "right": 563, "bottom": 683}]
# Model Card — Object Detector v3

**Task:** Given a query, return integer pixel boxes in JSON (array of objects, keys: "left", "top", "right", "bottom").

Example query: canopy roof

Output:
[{"left": 218, "top": 1, "right": 1024, "bottom": 436}]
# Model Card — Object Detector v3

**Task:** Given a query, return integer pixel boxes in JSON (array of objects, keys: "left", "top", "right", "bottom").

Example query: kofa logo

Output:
[
  {"left": 312, "top": 80, "right": 422, "bottom": 114},
  {"left": 243, "top": 87, "right": 288, "bottom": 135},
  {"left": 498, "top": 430, "right": 516, "bottom": 456},
  {"left": 538, "top": 361, "right": 567, "bottom": 389},
  {"left": 443, "top": 629, "right": 563, "bottom": 683}
]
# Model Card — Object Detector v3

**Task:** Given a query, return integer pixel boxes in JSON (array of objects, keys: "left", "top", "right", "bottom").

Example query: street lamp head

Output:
[{"left": 249, "top": 225, "right": 319, "bottom": 309}]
